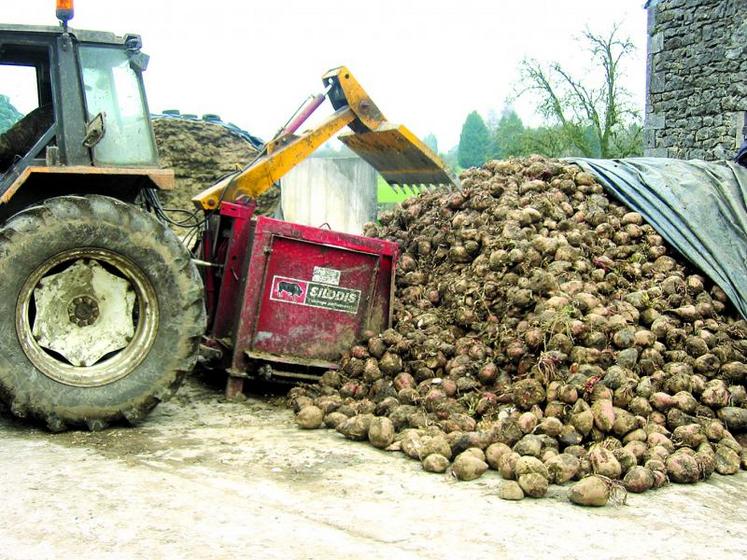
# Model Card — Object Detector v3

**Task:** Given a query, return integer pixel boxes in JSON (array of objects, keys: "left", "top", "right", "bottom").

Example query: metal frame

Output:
[{"left": 0, "top": 123, "right": 57, "bottom": 198}]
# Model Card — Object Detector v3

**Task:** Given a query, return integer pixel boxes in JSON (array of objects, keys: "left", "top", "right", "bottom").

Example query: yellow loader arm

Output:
[{"left": 193, "top": 66, "right": 458, "bottom": 211}]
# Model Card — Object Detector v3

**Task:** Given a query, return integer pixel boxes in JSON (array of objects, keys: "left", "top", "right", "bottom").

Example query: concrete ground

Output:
[{"left": 0, "top": 376, "right": 745, "bottom": 560}]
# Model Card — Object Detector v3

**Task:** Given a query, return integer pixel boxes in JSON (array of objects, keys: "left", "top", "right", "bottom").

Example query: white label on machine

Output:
[
  {"left": 312, "top": 266, "right": 341, "bottom": 286},
  {"left": 269, "top": 275, "right": 361, "bottom": 314}
]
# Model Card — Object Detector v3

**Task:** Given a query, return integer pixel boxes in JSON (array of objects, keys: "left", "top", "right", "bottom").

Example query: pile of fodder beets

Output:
[
  {"left": 288, "top": 155, "right": 747, "bottom": 506},
  {"left": 152, "top": 117, "right": 279, "bottom": 234}
]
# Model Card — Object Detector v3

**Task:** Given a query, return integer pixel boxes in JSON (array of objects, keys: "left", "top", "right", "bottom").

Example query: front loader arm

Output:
[
  {"left": 194, "top": 106, "right": 355, "bottom": 211},
  {"left": 192, "top": 66, "right": 456, "bottom": 211}
]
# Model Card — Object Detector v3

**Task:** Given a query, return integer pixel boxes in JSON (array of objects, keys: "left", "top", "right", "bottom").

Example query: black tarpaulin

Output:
[
  {"left": 569, "top": 157, "right": 747, "bottom": 320},
  {"left": 737, "top": 139, "right": 747, "bottom": 165}
]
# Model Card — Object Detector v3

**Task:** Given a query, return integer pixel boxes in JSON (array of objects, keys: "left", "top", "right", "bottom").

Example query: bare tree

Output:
[{"left": 516, "top": 25, "right": 642, "bottom": 158}]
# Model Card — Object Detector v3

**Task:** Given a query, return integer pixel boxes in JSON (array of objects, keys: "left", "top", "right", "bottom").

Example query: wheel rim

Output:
[{"left": 16, "top": 248, "right": 159, "bottom": 387}]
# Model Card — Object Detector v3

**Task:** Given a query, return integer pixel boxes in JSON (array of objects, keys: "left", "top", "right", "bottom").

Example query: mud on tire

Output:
[{"left": 0, "top": 195, "right": 206, "bottom": 431}]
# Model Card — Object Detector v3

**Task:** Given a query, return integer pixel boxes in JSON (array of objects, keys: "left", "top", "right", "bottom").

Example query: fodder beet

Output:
[{"left": 289, "top": 155, "right": 747, "bottom": 506}]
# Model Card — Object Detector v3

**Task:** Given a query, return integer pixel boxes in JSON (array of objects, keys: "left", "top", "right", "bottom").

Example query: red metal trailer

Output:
[
  {"left": 201, "top": 201, "right": 398, "bottom": 397},
  {"left": 190, "top": 65, "right": 454, "bottom": 400}
]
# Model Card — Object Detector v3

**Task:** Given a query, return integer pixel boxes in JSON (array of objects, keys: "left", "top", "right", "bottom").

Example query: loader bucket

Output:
[{"left": 339, "top": 123, "right": 459, "bottom": 192}]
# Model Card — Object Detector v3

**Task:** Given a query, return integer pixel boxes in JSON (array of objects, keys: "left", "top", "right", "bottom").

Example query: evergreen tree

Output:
[
  {"left": 458, "top": 111, "right": 490, "bottom": 168},
  {"left": 492, "top": 109, "right": 526, "bottom": 159},
  {"left": 0, "top": 95, "right": 23, "bottom": 134},
  {"left": 422, "top": 133, "right": 438, "bottom": 154},
  {"left": 442, "top": 144, "right": 459, "bottom": 169}
]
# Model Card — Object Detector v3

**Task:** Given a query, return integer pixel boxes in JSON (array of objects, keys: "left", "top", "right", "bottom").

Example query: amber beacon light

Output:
[{"left": 56, "top": 0, "right": 74, "bottom": 27}]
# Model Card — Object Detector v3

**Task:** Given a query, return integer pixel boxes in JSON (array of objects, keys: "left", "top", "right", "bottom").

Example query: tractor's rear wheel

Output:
[{"left": 0, "top": 195, "right": 206, "bottom": 431}]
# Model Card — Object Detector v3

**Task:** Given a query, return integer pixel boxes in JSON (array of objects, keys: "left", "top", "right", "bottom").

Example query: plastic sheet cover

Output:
[{"left": 569, "top": 158, "right": 747, "bottom": 319}]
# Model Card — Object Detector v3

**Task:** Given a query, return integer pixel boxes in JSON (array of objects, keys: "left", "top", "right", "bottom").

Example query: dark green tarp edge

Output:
[{"left": 568, "top": 157, "right": 747, "bottom": 320}]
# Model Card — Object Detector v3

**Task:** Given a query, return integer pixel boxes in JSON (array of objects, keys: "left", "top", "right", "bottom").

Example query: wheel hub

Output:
[
  {"left": 32, "top": 259, "right": 136, "bottom": 367},
  {"left": 68, "top": 295, "right": 101, "bottom": 327}
]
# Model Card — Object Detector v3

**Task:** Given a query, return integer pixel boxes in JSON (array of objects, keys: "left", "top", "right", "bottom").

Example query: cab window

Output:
[
  {"left": 0, "top": 65, "right": 39, "bottom": 133},
  {"left": 79, "top": 45, "right": 157, "bottom": 166}
]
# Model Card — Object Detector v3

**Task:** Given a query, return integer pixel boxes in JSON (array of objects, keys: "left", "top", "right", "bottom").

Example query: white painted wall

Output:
[{"left": 281, "top": 156, "right": 377, "bottom": 234}]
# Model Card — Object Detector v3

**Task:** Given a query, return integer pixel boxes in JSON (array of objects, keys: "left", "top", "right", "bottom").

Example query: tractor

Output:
[{"left": 0, "top": 2, "right": 456, "bottom": 430}]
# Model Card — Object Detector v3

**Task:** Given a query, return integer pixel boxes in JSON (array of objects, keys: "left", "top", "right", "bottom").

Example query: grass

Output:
[
  {"left": 376, "top": 164, "right": 462, "bottom": 204},
  {"left": 376, "top": 174, "right": 415, "bottom": 204}
]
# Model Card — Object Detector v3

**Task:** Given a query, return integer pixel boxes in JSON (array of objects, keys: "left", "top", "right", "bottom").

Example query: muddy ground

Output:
[{"left": 0, "top": 374, "right": 745, "bottom": 560}]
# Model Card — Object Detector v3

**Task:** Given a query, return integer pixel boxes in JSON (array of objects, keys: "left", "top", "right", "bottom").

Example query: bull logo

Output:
[{"left": 277, "top": 280, "right": 303, "bottom": 300}]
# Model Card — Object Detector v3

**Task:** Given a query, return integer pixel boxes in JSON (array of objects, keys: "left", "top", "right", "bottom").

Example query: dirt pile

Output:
[
  {"left": 288, "top": 155, "right": 747, "bottom": 505},
  {"left": 152, "top": 117, "right": 279, "bottom": 218}
]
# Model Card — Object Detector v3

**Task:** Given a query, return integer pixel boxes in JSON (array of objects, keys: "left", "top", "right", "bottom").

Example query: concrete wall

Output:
[
  {"left": 281, "top": 156, "right": 377, "bottom": 235},
  {"left": 644, "top": 0, "right": 747, "bottom": 160}
]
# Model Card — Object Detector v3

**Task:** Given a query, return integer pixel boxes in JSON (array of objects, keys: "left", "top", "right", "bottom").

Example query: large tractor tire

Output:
[{"left": 0, "top": 195, "right": 206, "bottom": 431}]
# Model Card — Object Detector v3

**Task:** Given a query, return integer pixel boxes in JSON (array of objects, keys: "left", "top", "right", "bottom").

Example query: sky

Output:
[{"left": 3, "top": 1, "right": 648, "bottom": 150}]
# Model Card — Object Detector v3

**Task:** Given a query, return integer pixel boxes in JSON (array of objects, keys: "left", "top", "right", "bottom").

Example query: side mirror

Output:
[
  {"left": 82, "top": 112, "right": 105, "bottom": 148},
  {"left": 124, "top": 34, "right": 149, "bottom": 72}
]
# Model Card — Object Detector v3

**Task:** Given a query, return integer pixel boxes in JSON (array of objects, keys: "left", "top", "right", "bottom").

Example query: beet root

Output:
[
  {"left": 452, "top": 452, "right": 488, "bottom": 481},
  {"left": 422, "top": 453, "right": 450, "bottom": 473},
  {"left": 499, "top": 481, "right": 525, "bottom": 501},
  {"left": 295, "top": 406, "right": 324, "bottom": 429},
  {"left": 623, "top": 466, "right": 655, "bottom": 493},
  {"left": 518, "top": 473, "right": 549, "bottom": 498},
  {"left": 568, "top": 476, "right": 610, "bottom": 507}
]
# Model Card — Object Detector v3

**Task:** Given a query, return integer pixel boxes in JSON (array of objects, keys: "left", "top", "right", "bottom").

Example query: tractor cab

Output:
[
  {"left": 0, "top": 22, "right": 169, "bottom": 220},
  {"left": 0, "top": 24, "right": 159, "bottom": 169}
]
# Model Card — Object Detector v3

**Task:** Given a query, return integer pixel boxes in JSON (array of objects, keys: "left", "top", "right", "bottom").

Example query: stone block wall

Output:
[{"left": 645, "top": 0, "right": 747, "bottom": 160}]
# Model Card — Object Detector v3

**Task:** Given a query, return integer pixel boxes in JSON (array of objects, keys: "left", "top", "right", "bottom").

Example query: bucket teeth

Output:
[
  {"left": 339, "top": 124, "right": 458, "bottom": 191},
  {"left": 387, "top": 181, "right": 460, "bottom": 195}
]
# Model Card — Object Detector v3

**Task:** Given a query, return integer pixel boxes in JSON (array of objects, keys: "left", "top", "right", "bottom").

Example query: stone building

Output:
[{"left": 644, "top": 0, "right": 747, "bottom": 160}]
